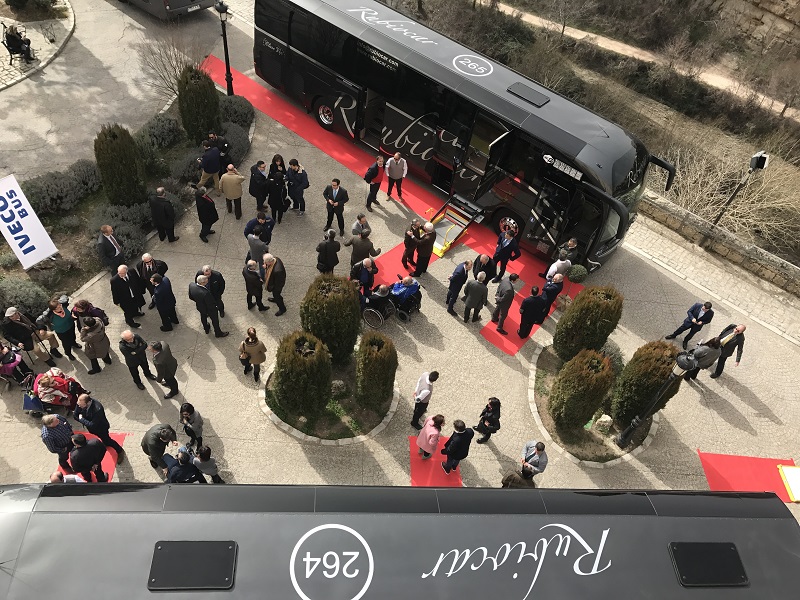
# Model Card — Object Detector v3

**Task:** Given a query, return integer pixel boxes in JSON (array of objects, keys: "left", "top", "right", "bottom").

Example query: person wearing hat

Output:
[{"left": 2, "top": 306, "right": 61, "bottom": 367}]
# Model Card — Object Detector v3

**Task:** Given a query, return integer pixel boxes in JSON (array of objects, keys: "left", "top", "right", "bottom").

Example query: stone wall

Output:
[
  {"left": 709, "top": 0, "right": 800, "bottom": 48},
  {"left": 638, "top": 190, "right": 800, "bottom": 297}
]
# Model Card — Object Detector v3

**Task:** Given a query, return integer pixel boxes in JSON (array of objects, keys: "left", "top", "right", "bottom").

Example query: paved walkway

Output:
[{"left": 0, "top": 4, "right": 797, "bottom": 521}]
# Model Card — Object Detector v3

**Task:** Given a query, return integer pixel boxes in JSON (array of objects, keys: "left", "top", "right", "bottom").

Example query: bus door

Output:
[
  {"left": 452, "top": 112, "right": 510, "bottom": 202},
  {"left": 522, "top": 178, "right": 574, "bottom": 257},
  {"left": 360, "top": 89, "right": 386, "bottom": 150}
]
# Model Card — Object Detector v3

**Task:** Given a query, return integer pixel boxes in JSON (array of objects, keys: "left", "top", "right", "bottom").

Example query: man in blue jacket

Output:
[
  {"left": 446, "top": 260, "right": 472, "bottom": 316},
  {"left": 197, "top": 141, "right": 221, "bottom": 191},
  {"left": 665, "top": 301, "right": 714, "bottom": 349},
  {"left": 74, "top": 394, "right": 125, "bottom": 462},
  {"left": 491, "top": 229, "right": 521, "bottom": 282}
]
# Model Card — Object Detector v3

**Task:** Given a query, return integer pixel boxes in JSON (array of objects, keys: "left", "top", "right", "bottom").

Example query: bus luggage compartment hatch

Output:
[{"left": 432, "top": 202, "right": 483, "bottom": 257}]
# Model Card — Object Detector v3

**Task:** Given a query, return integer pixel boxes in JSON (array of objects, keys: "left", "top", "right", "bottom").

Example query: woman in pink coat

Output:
[{"left": 416, "top": 414, "right": 445, "bottom": 459}]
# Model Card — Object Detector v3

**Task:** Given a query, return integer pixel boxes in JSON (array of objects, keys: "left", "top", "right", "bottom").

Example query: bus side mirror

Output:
[{"left": 750, "top": 151, "right": 769, "bottom": 171}]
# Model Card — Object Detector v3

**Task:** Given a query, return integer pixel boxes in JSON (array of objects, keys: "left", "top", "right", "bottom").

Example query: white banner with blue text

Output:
[{"left": 0, "top": 175, "right": 58, "bottom": 270}]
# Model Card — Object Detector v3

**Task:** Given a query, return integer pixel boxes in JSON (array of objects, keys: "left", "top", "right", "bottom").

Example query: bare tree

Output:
[
  {"left": 136, "top": 26, "right": 207, "bottom": 103},
  {"left": 543, "top": 0, "right": 597, "bottom": 46},
  {"left": 769, "top": 57, "right": 800, "bottom": 118}
]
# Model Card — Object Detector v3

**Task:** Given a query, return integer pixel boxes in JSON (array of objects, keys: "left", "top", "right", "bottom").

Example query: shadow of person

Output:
[
  {"left": 716, "top": 376, "right": 784, "bottom": 426},
  {"left": 691, "top": 379, "right": 758, "bottom": 435}
]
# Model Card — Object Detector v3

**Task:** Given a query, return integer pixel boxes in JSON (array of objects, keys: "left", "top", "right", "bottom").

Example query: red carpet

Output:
[
  {"left": 204, "top": 56, "right": 582, "bottom": 355},
  {"left": 408, "top": 436, "right": 463, "bottom": 487},
  {"left": 58, "top": 432, "right": 128, "bottom": 482},
  {"left": 371, "top": 242, "right": 439, "bottom": 287},
  {"left": 697, "top": 450, "right": 796, "bottom": 502}
]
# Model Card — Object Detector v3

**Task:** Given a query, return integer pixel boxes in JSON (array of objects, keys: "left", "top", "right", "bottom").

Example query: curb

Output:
[
  {"left": 257, "top": 362, "right": 400, "bottom": 445},
  {"left": 526, "top": 344, "right": 660, "bottom": 469},
  {"left": 0, "top": 0, "right": 76, "bottom": 92}
]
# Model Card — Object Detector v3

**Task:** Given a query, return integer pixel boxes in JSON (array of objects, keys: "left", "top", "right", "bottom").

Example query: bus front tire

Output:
[
  {"left": 493, "top": 209, "right": 522, "bottom": 236},
  {"left": 313, "top": 98, "right": 335, "bottom": 131}
]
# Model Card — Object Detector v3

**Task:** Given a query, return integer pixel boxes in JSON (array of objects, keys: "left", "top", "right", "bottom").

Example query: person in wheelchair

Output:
[
  {"left": 33, "top": 367, "right": 88, "bottom": 415},
  {"left": 5, "top": 25, "right": 33, "bottom": 63},
  {"left": 0, "top": 342, "right": 33, "bottom": 385},
  {"left": 389, "top": 275, "right": 422, "bottom": 319}
]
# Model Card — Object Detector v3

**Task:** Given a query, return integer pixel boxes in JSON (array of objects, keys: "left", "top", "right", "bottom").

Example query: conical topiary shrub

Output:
[
  {"left": 300, "top": 275, "right": 362, "bottom": 365},
  {"left": 273, "top": 331, "right": 331, "bottom": 416},
  {"left": 93, "top": 123, "right": 147, "bottom": 206},
  {"left": 611, "top": 341, "right": 681, "bottom": 427},
  {"left": 177, "top": 65, "right": 220, "bottom": 144},
  {"left": 553, "top": 285, "right": 623, "bottom": 362},
  {"left": 355, "top": 330, "right": 398, "bottom": 406},
  {"left": 548, "top": 349, "right": 614, "bottom": 431}
]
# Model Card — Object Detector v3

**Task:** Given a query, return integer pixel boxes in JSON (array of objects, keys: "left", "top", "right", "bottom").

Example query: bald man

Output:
[
  {"left": 110, "top": 265, "right": 146, "bottom": 328},
  {"left": 119, "top": 330, "right": 157, "bottom": 390}
]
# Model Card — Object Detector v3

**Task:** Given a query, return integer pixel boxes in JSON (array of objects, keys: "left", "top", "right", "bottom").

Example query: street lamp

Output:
[
  {"left": 215, "top": 1, "right": 234, "bottom": 96},
  {"left": 615, "top": 352, "right": 698, "bottom": 449}
]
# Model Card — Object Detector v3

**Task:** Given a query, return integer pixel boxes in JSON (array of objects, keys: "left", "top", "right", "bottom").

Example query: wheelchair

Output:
[{"left": 362, "top": 278, "right": 423, "bottom": 328}]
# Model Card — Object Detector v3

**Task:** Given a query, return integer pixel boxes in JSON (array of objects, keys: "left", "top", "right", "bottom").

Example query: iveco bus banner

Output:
[{"left": 0, "top": 174, "right": 58, "bottom": 270}]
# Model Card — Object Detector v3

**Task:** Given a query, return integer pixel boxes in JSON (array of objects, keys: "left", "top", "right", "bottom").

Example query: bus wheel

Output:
[
  {"left": 493, "top": 209, "right": 522, "bottom": 236},
  {"left": 313, "top": 98, "right": 335, "bottom": 130}
]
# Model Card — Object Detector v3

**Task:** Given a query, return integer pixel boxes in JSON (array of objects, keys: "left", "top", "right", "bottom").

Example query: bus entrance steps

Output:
[{"left": 431, "top": 199, "right": 483, "bottom": 257}]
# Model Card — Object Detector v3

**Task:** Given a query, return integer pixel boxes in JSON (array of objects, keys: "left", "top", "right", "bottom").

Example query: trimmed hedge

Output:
[
  {"left": 220, "top": 95, "right": 255, "bottom": 130},
  {"left": 134, "top": 130, "right": 170, "bottom": 179},
  {"left": 171, "top": 146, "right": 203, "bottom": 182},
  {"left": 20, "top": 172, "right": 84, "bottom": 216},
  {"left": 94, "top": 123, "right": 147, "bottom": 206},
  {"left": 142, "top": 114, "right": 183, "bottom": 148},
  {"left": 221, "top": 121, "right": 250, "bottom": 166},
  {"left": 177, "top": 66, "right": 220, "bottom": 144},
  {"left": 69, "top": 159, "right": 102, "bottom": 197},
  {"left": 611, "top": 341, "right": 681, "bottom": 426},
  {"left": 274, "top": 331, "right": 332, "bottom": 415},
  {"left": 549, "top": 349, "right": 614, "bottom": 431},
  {"left": 0, "top": 277, "right": 50, "bottom": 316},
  {"left": 300, "top": 275, "right": 362, "bottom": 365},
  {"left": 355, "top": 331, "right": 398, "bottom": 406},
  {"left": 553, "top": 285, "right": 623, "bottom": 362}
]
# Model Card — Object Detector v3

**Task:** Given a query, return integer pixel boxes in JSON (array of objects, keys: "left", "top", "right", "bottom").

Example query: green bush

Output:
[
  {"left": 94, "top": 123, "right": 147, "bottom": 206},
  {"left": 90, "top": 202, "right": 152, "bottom": 233},
  {"left": 220, "top": 95, "right": 256, "bottom": 130},
  {"left": 30, "top": 0, "right": 55, "bottom": 10},
  {"left": 0, "top": 277, "right": 50, "bottom": 316},
  {"left": 142, "top": 114, "right": 183, "bottom": 148},
  {"left": 300, "top": 275, "right": 361, "bottom": 365},
  {"left": 111, "top": 222, "right": 148, "bottom": 262},
  {"left": 611, "top": 341, "right": 681, "bottom": 426},
  {"left": 221, "top": 121, "right": 250, "bottom": 166},
  {"left": 549, "top": 349, "right": 614, "bottom": 431},
  {"left": 566, "top": 264, "right": 588, "bottom": 285},
  {"left": 70, "top": 159, "right": 102, "bottom": 196},
  {"left": 20, "top": 172, "right": 84, "bottom": 216},
  {"left": 54, "top": 215, "right": 83, "bottom": 234},
  {"left": 355, "top": 331, "right": 398, "bottom": 406},
  {"left": 177, "top": 66, "right": 220, "bottom": 144},
  {"left": 553, "top": 286, "right": 623, "bottom": 362},
  {"left": 5, "top": 0, "right": 29, "bottom": 9},
  {"left": 0, "top": 252, "right": 19, "bottom": 269},
  {"left": 274, "top": 331, "right": 332, "bottom": 415},
  {"left": 171, "top": 146, "right": 203, "bottom": 182},
  {"left": 134, "top": 130, "right": 170, "bottom": 179}
]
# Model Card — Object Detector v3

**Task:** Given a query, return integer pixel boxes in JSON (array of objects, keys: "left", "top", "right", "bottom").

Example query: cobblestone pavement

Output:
[{"left": 0, "top": 8, "right": 798, "bottom": 522}]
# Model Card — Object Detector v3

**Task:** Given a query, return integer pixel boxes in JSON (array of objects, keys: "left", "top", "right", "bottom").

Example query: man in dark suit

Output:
[
  {"left": 463, "top": 272, "right": 489, "bottom": 323},
  {"left": 135, "top": 253, "right": 169, "bottom": 310},
  {"left": 472, "top": 254, "right": 497, "bottom": 284},
  {"left": 149, "top": 187, "right": 178, "bottom": 243},
  {"left": 322, "top": 178, "right": 349, "bottom": 236},
  {"left": 518, "top": 286, "right": 548, "bottom": 338},
  {"left": 243, "top": 260, "right": 268, "bottom": 311},
  {"left": 164, "top": 450, "right": 207, "bottom": 484},
  {"left": 263, "top": 253, "right": 287, "bottom": 316},
  {"left": 491, "top": 273, "right": 519, "bottom": 335},
  {"left": 149, "top": 341, "right": 179, "bottom": 399},
  {"left": 541, "top": 274, "right": 564, "bottom": 314},
  {"left": 150, "top": 274, "right": 179, "bottom": 332},
  {"left": 491, "top": 229, "right": 521, "bottom": 282},
  {"left": 73, "top": 394, "right": 125, "bottom": 461},
  {"left": 412, "top": 222, "right": 436, "bottom": 277},
  {"left": 446, "top": 259, "right": 472, "bottom": 316},
  {"left": 441, "top": 419, "right": 474, "bottom": 475},
  {"left": 97, "top": 225, "right": 126, "bottom": 270},
  {"left": 69, "top": 434, "right": 108, "bottom": 483},
  {"left": 243, "top": 211, "right": 275, "bottom": 248},
  {"left": 195, "top": 266, "right": 226, "bottom": 318},
  {"left": 665, "top": 301, "right": 714, "bottom": 349},
  {"left": 710, "top": 323, "right": 746, "bottom": 379},
  {"left": 189, "top": 275, "right": 228, "bottom": 337},
  {"left": 249, "top": 161, "right": 269, "bottom": 211},
  {"left": 119, "top": 329, "right": 157, "bottom": 390},
  {"left": 110, "top": 265, "right": 146, "bottom": 328},
  {"left": 402, "top": 218, "right": 421, "bottom": 269}
]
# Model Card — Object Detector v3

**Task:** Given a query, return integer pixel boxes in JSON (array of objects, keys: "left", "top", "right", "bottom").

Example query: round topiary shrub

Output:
[
  {"left": 300, "top": 275, "right": 361, "bottom": 365},
  {"left": 220, "top": 95, "right": 255, "bottom": 130},
  {"left": 221, "top": 121, "right": 251, "bottom": 166},
  {"left": 0, "top": 277, "right": 50, "bottom": 316},
  {"left": 69, "top": 159, "right": 102, "bottom": 196},
  {"left": 20, "top": 172, "right": 84, "bottom": 216},
  {"left": 134, "top": 130, "right": 170, "bottom": 179},
  {"left": 142, "top": 114, "right": 183, "bottom": 148},
  {"left": 94, "top": 123, "right": 147, "bottom": 206},
  {"left": 171, "top": 146, "right": 203, "bottom": 182},
  {"left": 611, "top": 341, "right": 681, "bottom": 427},
  {"left": 355, "top": 330, "right": 398, "bottom": 406},
  {"left": 553, "top": 285, "right": 623, "bottom": 362},
  {"left": 177, "top": 65, "right": 220, "bottom": 144},
  {"left": 274, "top": 331, "right": 332, "bottom": 416},
  {"left": 565, "top": 263, "right": 588, "bottom": 296},
  {"left": 549, "top": 349, "right": 614, "bottom": 431}
]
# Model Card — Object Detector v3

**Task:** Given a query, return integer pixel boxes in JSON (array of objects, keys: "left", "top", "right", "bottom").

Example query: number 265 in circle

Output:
[{"left": 289, "top": 524, "right": 375, "bottom": 600}]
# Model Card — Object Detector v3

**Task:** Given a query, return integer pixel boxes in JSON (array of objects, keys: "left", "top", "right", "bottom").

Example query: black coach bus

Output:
[
  {"left": 253, "top": 0, "right": 676, "bottom": 267},
  {"left": 2, "top": 485, "right": 800, "bottom": 598}
]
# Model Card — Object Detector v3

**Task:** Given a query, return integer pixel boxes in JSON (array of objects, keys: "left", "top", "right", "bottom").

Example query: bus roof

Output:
[
  {"left": 290, "top": 0, "right": 645, "bottom": 193},
  {"left": 2, "top": 485, "right": 799, "bottom": 599}
]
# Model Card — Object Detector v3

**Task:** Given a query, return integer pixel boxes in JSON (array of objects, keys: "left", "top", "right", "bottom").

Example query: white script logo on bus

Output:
[
  {"left": 452, "top": 55, "right": 494, "bottom": 77},
  {"left": 420, "top": 524, "right": 611, "bottom": 600},
  {"left": 347, "top": 8, "right": 439, "bottom": 44}
]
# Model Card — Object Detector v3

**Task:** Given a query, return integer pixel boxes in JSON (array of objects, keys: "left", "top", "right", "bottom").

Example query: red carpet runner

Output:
[
  {"left": 203, "top": 56, "right": 582, "bottom": 355},
  {"left": 58, "top": 432, "right": 128, "bottom": 482},
  {"left": 697, "top": 450, "right": 795, "bottom": 502},
  {"left": 408, "top": 435, "right": 463, "bottom": 487}
]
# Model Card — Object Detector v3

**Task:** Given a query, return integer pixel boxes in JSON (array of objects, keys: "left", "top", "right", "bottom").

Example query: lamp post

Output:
[
  {"left": 615, "top": 352, "right": 698, "bottom": 449},
  {"left": 215, "top": 1, "right": 234, "bottom": 96}
]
